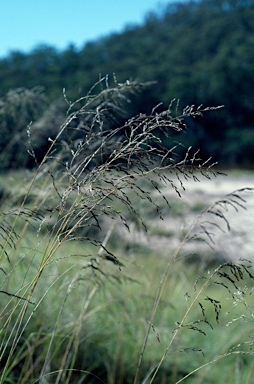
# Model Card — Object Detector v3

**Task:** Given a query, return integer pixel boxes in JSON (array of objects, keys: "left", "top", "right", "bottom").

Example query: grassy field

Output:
[
  {"left": 0, "top": 80, "right": 253, "bottom": 383},
  {"left": 0, "top": 168, "right": 254, "bottom": 384}
]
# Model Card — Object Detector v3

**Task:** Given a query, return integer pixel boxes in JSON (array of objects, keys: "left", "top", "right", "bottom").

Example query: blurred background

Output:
[{"left": 1, "top": 0, "right": 254, "bottom": 169}]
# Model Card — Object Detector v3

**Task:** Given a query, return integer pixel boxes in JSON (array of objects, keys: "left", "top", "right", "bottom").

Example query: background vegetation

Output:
[{"left": 1, "top": 0, "right": 254, "bottom": 169}]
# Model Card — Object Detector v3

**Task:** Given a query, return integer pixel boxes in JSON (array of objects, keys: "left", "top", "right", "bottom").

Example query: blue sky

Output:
[{"left": 1, "top": 0, "right": 175, "bottom": 58}]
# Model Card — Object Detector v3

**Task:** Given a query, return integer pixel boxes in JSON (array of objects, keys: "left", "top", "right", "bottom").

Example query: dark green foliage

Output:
[{"left": 0, "top": 87, "right": 48, "bottom": 169}]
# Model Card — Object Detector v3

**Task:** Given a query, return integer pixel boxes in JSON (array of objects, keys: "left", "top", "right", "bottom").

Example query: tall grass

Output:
[{"left": 0, "top": 78, "right": 253, "bottom": 383}]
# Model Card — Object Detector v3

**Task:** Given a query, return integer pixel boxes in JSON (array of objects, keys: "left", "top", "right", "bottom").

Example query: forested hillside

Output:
[{"left": 1, "top": 0, "right": 254, "bottom": 168}]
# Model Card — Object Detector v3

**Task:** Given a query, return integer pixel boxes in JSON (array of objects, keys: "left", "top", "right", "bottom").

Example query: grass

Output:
[
  {"left": 2, "top": 225, "right": 252, "bottom": 383},
  {"left": 2, "top": 178, "right": 254, "bottom": 383},
  {"left": 0, "top": 78, "right": 254, "bottom": 383},
  {"left": 1, "top": 201, "right": 254, "bottom": 383}
]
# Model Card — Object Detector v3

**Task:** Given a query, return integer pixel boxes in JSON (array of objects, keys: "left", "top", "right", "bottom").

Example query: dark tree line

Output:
[{"left": 0, "top": 0, "right": 254, "bottom": 168}]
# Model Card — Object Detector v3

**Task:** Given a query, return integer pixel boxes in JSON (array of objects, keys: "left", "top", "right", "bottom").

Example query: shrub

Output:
[{"left": 0, "top": 87, "right": 48, "bottom": 169}]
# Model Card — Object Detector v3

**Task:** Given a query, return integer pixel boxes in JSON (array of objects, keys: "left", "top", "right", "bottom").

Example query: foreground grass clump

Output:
[
  {"left": 0, "top": 78, "right": 253, "bottom": 383},
  {"left": 1, "top": 230, "right": 254, "bottom": 383}
]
